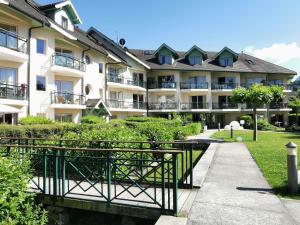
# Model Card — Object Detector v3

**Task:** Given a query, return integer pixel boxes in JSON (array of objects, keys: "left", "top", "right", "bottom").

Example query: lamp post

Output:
[
  {"left": 286, "top": 142, "right": 298, "bottom": 194},
  {"left": 230, "top": 125, "right": 233, "bottom": 139}
]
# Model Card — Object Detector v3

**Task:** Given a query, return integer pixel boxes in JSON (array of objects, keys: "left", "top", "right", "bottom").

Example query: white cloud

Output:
[{"left": 244, "top": 42, "right": 300, "bottom": 79}]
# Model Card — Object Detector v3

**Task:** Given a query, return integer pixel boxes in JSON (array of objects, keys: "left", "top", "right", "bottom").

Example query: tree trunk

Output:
[{"left": 253, "top": 108, "right": 258, "bottom": 141}]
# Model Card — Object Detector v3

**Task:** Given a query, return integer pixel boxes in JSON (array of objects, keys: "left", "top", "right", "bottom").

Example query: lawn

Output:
[{"left": 212, "top": 130, "right": 300, "bottom": 199}]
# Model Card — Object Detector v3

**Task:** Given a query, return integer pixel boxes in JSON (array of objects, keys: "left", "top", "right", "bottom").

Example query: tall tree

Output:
[{"left": 232, "top": 84, "right": 282, "bottom": 141}]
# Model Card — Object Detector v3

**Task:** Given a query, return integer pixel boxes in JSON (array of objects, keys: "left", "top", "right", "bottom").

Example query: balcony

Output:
[
  {"left": 0, "top": 82, "right": 27, "bottom": 102},
  {"left": 212, "top": 102, "right": 239, "bottom": 110},
  {"left": 148, "top": 82, "right": 177, "bottom": 90},
  {"left": 240, "top": 83, "right": 265, "bottom": 88},
  {"left": 148, "top": 102, "right": 177, "bottom": 110},
  {"left": 211, "top": 83, "right": 237, "bottom": 90},
  {"left": 269, "top": 102, "right": 290, "bottom": 110},
  {"left": 50, "top": 53, "right": 86, "bottom": 77},
  {"left": 107, "top": 75, "right": 146, "bottom": 90},
  {"left": 106, "top": 99, "right": 147, "bottom": 111},
  {"left": 0, "top": 29, "right": 28, "bottom": 63},
  {"left": 50, "top": 91, "right": 86, "bottom": 109},
  {"left": 180, "top": 82, "right": 208, "bottom": 90},
  {"left": 180, "top": 102, "right": 209, "bottom": 110}
]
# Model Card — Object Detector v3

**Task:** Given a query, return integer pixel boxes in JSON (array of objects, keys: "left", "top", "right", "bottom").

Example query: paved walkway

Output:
[
  {"left": 187, "top": 129, "right": 218, "bottom": 140},
  {"left": 187, "top": 142, "right": 299, "bottom": 225}
]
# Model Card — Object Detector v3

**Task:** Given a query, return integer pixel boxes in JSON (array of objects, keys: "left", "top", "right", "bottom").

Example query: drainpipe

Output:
[{"left": 27, "top": 23, "right": 45, "bottom": 116}]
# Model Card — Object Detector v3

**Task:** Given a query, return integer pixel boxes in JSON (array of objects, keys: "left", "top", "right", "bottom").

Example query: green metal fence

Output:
[{"left": 0, "top": 143, "right": 184, "bottom": 215}]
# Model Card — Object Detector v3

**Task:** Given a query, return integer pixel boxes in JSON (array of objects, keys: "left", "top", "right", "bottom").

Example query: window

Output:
[
  {"left": 55, "top": 114, "right": 73, "bottom": 123},
  {"left": 55, "top": 80, "right": 73, "bottom": 93},
  {"left": 62, "top": 16, "right": 68, "bottom": 29},
  {"left": 159, "top": 55, "right": 172, "bottom": 65},
  {"left": 36, "top": 39, "right": 46, "bottom": 54},
  {"left": 99, "top": 63, "right": 103, "bottom": 73},
  {"left": 36, "top": 76, "right": 46, "bottom": 91},
  {"left": 0, "top": 68, "right": 17, "bottom": 84},
  {"left": 0, "top": 23, "right": 17, "bottom": 49},
  {"left": 190, "top": 56, "right": 201, "bottom": 65}
]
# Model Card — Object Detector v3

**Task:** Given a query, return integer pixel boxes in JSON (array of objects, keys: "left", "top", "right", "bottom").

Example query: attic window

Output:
[
  {"left": 159, "top": 55, "right": 172, "bottom": 65},
  {"left": 62, "top": 16, "right": 68, "bottom": 29},
  {"left": 190, "top": 56, "right": 201, "bottom": 65},
  {"left": 245, "top": 59, "right": 255, "bottom": 65}
]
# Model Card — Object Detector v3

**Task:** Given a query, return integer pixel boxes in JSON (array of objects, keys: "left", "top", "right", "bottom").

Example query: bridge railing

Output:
[
  {"left": 0, "top": 138, "right": 203, "bottom": 189},
  {"left": 0, "top": 144, "right": 182, "bottom": 215}
]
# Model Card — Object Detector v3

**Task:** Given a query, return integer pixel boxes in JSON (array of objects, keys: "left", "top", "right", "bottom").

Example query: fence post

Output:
[
  {"left": 230, "top": 125, "right": 234, "bottom": 139},
  {"left": 172, "top": 153, "right": 178, "bottom": 216},
  {"left": 107, "top": 151, "right": 112, "bottom": 206},
  {"left": 61, "top": 149, "right": 66, "bottom": 196},
  {"left": 189, "top": 143, "right": 194, "bottom": 188},
  {"left": 53, "top": 149, "right": 58, "bottom": 197},
  {"left": 43, "top": 149, "right": 47, "bottom": 194},
  {"left": 161, "top": 154, "right": 165, "bottom": 211},
  {"left": 286, "top": 142, "right": 298, "bottom": 194}
]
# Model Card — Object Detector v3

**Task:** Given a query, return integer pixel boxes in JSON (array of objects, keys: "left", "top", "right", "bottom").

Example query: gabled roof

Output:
[
  {"left": 184, "top": 45, "right": 208, "bottom": 60},
  {"left": 215, "top": 46, "right": 239, "bottom": 61},
  {"left": 153, "top": 43, "right": 179, "bottom": 59},
  {"left": 86, "top": 99, "right": 111, "bottom": 116},
  {"left": 39, "top": 0, "right": 82, "bottom": 24}
]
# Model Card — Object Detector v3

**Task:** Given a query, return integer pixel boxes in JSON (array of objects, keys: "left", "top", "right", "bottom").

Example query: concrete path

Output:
[
  {"left": 187, "top": 142, "right": 299, "bottom": 225},
  {"left": 187, "top": 129, "right": 218, "bottom": 140}
]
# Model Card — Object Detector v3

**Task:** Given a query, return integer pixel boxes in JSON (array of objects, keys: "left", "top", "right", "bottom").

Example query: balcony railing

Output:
[
  {"left": 107, "top": 75, "right": 146, "bottom": 88},
  {"left": 269, "top": 102, "right": 289, "bottom": 109},
  {"left": 148, "top": 102, "right": 177, "bottom": 110},
  {"left": 148, "top": 82, "right": 177, "bottom": 89},
  {"left": 106, "top": 99, "right": 146, "bottom": 110},
  {"left": 211, "top": 83, "right": 237, "bottom": 90},
  {"left": 51, "top": 91, "right": 86, "bottom": 105},
  {"left": 0, "top": 82, "right": 27, "bottom": 100},
  {"left": 181, "top": 102, "right": 209, "bottom": 110},
  {"left": 51, "top": 53, "right": 86, "bottom": 72},
  {"left": 240, "top": 82, "right": 291, "bottom": 90},
  {"left": 180, "top": 82, "right": 208, "bottom": 89},
  {"left": 0, "top": 28, "right": 27, "bottom": 53},
  {"left": 240, "top": 83, "right": 265, "bottom": 88},
  {"left": 212, "top": 102, "right": 238, "bottom": 109},
  {"left": 126, "top": 80, "right": 146, "bottom": 88}
]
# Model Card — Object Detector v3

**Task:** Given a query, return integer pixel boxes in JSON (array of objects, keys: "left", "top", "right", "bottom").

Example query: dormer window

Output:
[
  {"left": 221, "top": 58, "right": 230, "bottom": 67},
  {"left": 216, "top": 47, "right": 238, "bottom": 67},
  {"left": 159, "top": 55, "right": 172, "bottom": 65},
  {"left": 62, "top": 16, "right": 68, "bottom": 29},
  {"left": 190, "top": 56, "right": 202, "bottom": 65}
]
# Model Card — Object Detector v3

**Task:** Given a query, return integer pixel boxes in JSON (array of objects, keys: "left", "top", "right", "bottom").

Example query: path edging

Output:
[{"left": 155, "top": 215, "right": 187, "bottom": 225}]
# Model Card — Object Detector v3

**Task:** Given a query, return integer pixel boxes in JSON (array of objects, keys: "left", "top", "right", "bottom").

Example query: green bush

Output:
[
  {"left": 239, "top": 115, "right": 253, "bottom": 129},
  {"left": 288, "top": 114, "right": 300, "bottom": 126},
  {"left": 125, "top": 117, "right": 169, "bottom": 123},
  {"left": 257, "top": 119, "right": 277, "bottom": 131},
  {"left": 0, "top": 156, "right": 47, "bottom": 224},
  {"left": 19, "top": 116, "right": 53, "bottom": 125},
  {"left": 81, "top": 115, "right": 105, "bottom": 124}
]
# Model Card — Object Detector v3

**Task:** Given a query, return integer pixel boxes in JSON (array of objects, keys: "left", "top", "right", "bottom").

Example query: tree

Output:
[
  {"left": 288, "top": 99, "right": 300, "bottom": 125},
  {"left": 232, "top": 84, "right": 281, "bottom": 141},
  {"left": 0, "top": 156, "right": 47, "bottom": 225}
]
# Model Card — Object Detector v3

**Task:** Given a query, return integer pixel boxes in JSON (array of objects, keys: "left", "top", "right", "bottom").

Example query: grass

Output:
[{"left": 212, "top": 130, "right": 300, "bottom": 199}]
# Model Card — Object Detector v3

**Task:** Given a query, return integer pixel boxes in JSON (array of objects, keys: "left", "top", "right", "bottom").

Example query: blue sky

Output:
[{"left": 38, "top": 0, "right": 300, "bottom": 78}]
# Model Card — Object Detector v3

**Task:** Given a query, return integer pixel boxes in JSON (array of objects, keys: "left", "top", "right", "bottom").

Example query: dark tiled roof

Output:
[
  {"left": 7, "top": 0, "right": 108, "bottom": 56},
  {"left": 129, "top": 49, "right": 297, "bottom": 75}
]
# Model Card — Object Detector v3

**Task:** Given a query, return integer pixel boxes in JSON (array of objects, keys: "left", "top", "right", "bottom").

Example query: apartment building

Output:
[
  {"left": 130, "top": 44, "right": 296, "bottom": 128},
  {"left": 0, "top": 0, "right": 297, "bottom": 127}
]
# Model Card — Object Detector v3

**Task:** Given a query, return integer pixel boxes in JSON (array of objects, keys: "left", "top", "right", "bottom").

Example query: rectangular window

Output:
[
  {"left": 36, "top": 76, "right": 46, "bottom": 91},
  {"left": 55, "top": 114, "right": 73, "bottom": 123},
  {"left": 55, "top": 80, "right": 73, "bottom": 93},
  {"left": 159, "top": 55, "right": 172, "bottom": 65},
  {"left": 0, "top": 23, "right": 17, "bottom": 49},
  {"left": 62, "top": 16, "right": 68, "bottom": 29},
  {"left": 99, "top": 63, "right": 103, "bottom": 73},
  {"left": 0, "top": 68, "right": 17, "bottom": 84},
  {"left": 36, "top": 39, "right": 46, "bottom": 54},
  {"left": 190, "top": 56, "right": 201, "bottom": 65}
]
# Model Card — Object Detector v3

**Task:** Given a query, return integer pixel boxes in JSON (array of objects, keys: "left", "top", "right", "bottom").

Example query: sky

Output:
[{"left": 38, "top": 0, "right": 300, "bottom": 79}]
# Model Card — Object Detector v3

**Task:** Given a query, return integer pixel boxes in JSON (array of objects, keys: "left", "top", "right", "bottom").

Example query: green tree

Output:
[
  {"left": 0, "top": 156, "right": 47, "bottom": 225},
  {"left": 232, "top": 84, "right": 278, "bottom": 141},
  {"left": 288, "top": 99, "right": 300, "bottom": 125}
]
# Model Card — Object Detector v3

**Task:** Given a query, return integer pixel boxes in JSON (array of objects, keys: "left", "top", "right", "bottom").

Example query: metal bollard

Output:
[
  {"left": 230, "top": 125, "right": 233, "bottom": 139},
  {"left": 286, "top": 142, "right": 298, "bottom": 194},
  {"left": 218, "top": 123, "right": 221, "bottom": 132}
]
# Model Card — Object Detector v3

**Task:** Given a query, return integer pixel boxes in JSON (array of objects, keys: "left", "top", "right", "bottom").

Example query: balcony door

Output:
[
  {"left": 191, "top": 96, "right": 204, "bottom": 109},
  {"left": 133, "top": 94, "right": 144, "bottom": 109},
  {"left": 110, "top": 91, "right": 122, "bottom": 108},
  {"left": 158, "top": 75, "right": 175, "bottom": 88},
  {"left": 55, "top": 48, "right": 73, "bottom": 67},
  {"left": 55, "top": 80, "right": 73, "bottom": 104},
  {"left": 0, "top": 23, "right": 17, "bottom": 49},
  {"left": 133, "top": 73, "right": 144, "bottom": 86},
  {"left": 188, "top": 76, "right": 205, "bottom": 88}
]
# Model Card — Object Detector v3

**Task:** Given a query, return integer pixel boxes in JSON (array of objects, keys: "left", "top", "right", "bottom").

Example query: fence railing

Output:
[
  {"left": 180, "top": 102, "right": 209, "bottom": 110},
  {"left": 180, "top": 82, "right": 208, "bottom": 89},
  {"left": 211, "top": 83, "right": 237, "bottom": 90},
  {"left": 212, "top": 102, "right": 239, "bottom": 109},
  {"left": 0, "top": 82, "right": 27, "bottom": 100},
  {"left": 0, "top": 28, "right": 27, "bottom": 53},
  {"left": 148, "top": 82, "right": 177, "bottom": 89},
  {"left": 0, "top": 140, "right": 198, "bottom": 215},
  {"left": 51, "top": 91, "right": 86, "bottom": 105},
  {"left": 106, "top": 99, "right": 147, "bottom": 110},
  {"left": 148, "top": 102, "right": 177, "bottom": 110},
  {"left": 51, "top": 53, "right": 86, "bottom": 72}
]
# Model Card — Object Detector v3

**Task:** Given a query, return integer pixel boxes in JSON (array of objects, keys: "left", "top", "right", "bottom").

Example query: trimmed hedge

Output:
[{"left": 19, "top": 116, "right": 54, "bottom": 125}]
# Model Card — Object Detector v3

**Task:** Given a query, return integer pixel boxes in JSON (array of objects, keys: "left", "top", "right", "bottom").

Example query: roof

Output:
[
  {"left": 215, "top": 46, "right": 239, "bottom": 61},
  {"left": 6, "top": 0, "right": 107, "bottom": 56},
  {"left": 86, "top": 99, "right": 111, "bottom": 116},
  {"left": 129, "top": 48, "right": 297, "bottom": 75},
  {"left": 184, "top": 45, "right": 208, "bottom": 60},
  {"left": 154, "top": 43, "right": 179, "bottom": 59}
]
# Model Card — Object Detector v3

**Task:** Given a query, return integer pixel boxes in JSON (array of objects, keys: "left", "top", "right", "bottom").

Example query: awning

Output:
[{"left": 0, "top": 104, "right": 22, "bottom": 114}]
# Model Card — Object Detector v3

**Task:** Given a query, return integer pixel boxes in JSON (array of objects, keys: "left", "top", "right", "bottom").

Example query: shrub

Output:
[
  {"left": 0, "top": 156, "right": 47, "bottom": 224},
  {"left": 81, "top": 115, "right": 105, "bottom": 124},
  {"left": 239, "top": 115, "right": 253, "bottom": 129},
  {"left": 125, "top": 117, "right": 169, "bottom": 123},
  {"left": 257, "top": 119, "right": 277, "bottom": 131},
  {"left": 19, "top": 116, "right": 53, "bottom": 125},
  {"left": 288, "top": 114, "right": 300, "bottom": 126}
]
